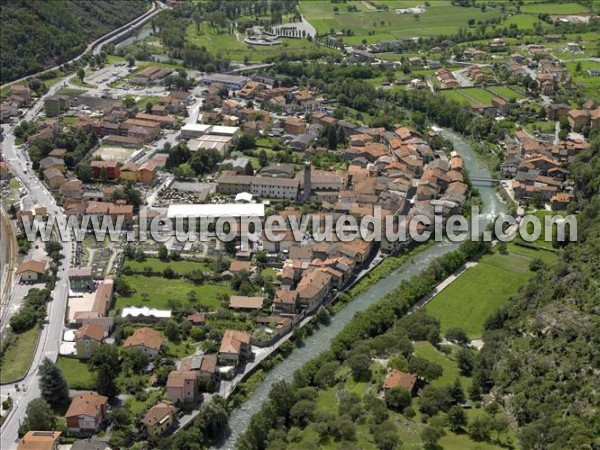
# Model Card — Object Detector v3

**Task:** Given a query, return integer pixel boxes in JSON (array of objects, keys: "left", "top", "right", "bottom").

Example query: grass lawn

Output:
[
  {"left": 501, "top": 13, "right": 545, "bottom": 30},
  {"left": 0, "top": 326, "right": 40, "bottom": 383},
  {"left": 425, "top": 249, "right": 539, "bottom": 338},
  {"left": 413, "top": 341, "right": 471, "bottom": 388},
  {"left": 57, "top": 356, "right": 96, "bottom": 390},
  {"left": 125, "top": 389, "right": 165, "bottom": 418},
  {"left": 487, "top": 85, "right": 525, "bottom": 100},
  {"left": 439, "top": 89, "right": 475, "bottom": 105},
  {"left": 461, "top": 88, "right": 497, "bottom": 105},
  {"left": 115, "top": 275, "right": 232, "bottom": 311},
  {"left": 124, "top": 257, "right": 212, "bottom": 274}
]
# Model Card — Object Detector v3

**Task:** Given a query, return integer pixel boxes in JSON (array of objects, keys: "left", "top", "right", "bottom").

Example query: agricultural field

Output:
[
  {"left": 501, "top": 13, "right": 546, "bottom": 30},
  {"left": 520, "top": 1, "right": 589, "bottom": 14},
  {"left": 425, "top": 245, "right": 556, "bottom": 338},
  {"left": 300, "top": 0, "right": 506, "bottom": 43}
]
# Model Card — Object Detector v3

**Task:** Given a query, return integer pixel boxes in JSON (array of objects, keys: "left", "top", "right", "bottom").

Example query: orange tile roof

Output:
[
  {"left": 123, "top": 327, "right": 163, "bottom": 351},
  {"left": 65, "top": 393, "right": 107, "bottom": 419}
]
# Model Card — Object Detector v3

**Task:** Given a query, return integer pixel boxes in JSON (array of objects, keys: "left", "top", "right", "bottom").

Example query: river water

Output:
[{"left": 216, "top": 128, "right": 505, "bottom": 448}]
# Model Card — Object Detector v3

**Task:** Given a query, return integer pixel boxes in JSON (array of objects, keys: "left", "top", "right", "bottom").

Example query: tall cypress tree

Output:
[{"left": 38, "top": 357, "right": 70, "bottom": 407}]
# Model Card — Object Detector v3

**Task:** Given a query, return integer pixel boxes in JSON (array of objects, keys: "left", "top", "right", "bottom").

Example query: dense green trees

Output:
[
  {"left": 20, "top": 398, "right": 56, "bottom": 434},
  {"left": 0, "top": 0, "right": 146, "bottom": 82}
]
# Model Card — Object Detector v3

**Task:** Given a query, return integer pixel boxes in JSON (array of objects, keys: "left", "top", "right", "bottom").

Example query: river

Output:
[{"left": 216, "top": 128, "right": 505, "bottom": 449}]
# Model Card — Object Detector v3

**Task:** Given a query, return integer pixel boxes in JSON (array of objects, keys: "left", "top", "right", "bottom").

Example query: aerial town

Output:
[{"left": 1, "top": 1, "right": 599, "bottom": 450}]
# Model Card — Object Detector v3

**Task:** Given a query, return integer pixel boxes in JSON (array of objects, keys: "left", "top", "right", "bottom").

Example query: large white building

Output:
[{"left": 217, "top": 174, "right": 300, "bottom": 200}]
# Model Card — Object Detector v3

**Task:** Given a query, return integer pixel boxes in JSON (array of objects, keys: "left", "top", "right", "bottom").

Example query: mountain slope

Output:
[
  {"left": 0, "top": 0, "right": 148, "bottom": 83},
  {"left": 475, "top": 132, "right": 600, "bottom": 449}
]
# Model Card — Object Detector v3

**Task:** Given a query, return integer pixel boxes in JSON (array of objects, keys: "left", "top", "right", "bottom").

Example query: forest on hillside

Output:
[{"left": 0, "top": 0, "right": 148, "bottom": 83}]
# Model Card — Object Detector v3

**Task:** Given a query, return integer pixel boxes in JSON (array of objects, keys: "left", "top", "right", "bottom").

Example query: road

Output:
[{"left": 0, "top": 127, "right": 73, "bottom": 448}]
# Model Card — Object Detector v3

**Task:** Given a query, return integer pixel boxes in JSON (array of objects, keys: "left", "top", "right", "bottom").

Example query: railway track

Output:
[{"left": 0, "top": 205, "right": 18, "bottom": 330}]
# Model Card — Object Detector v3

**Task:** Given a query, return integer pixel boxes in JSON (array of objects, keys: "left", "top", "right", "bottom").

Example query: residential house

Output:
[
  {"left": 75, "top": 323, "right": 106, "bottom": 359},
  {"left": 17, "top": 260, "right": 46, "bottom": 282},
  {"left": 218, "top": 330, "right": 252, "bottom": 366},
  {"left": 137, "top": 159, "right": 160, "bottom": 185},
  {"left": 167, "top": 370, "right": 198, "bottom": 404},
  {"left": 65, "top": 393, "right": 108, "bottom": 433},
  {"left": 68, "top": 267, "right": 94, "bottom": 292},
  {"left": 142, "top": 403, "right": 177, "bottom": 438},
  {"left": 383, "top": 369, "right": 418, "bottom": 396},
  {"left": 17, "top": 431, "right": 62, "bottom": 450},
  {"left": 229, "top": 295, "right": 264, "bottom": 311},
  {"left": 272, "top": 290, "right": 299, "bottom": 314},
  {"left": 283, "top": 117, "right": 306, "bottom": 135},
  {"left": 123, "top": 327, "right": 164, "bottom": 356},
  {"left": 43, "top": 168, "right": 66, "bottom": 189},
  {"left": 120, "top": 162, "right": 139, "bottom": 182},
  {"left": 568, "top": 109, "right": 590, "bottom": 132},
  {"left": 90, "top": 160, "right": 120, "bottom": 180},
  {"left": 296, "top": 269, "right": 331, "bottom": 310}
]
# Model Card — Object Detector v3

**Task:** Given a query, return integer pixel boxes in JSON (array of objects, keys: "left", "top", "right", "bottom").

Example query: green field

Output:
[
  {"left": 124, "top": 257, "right": 212, "bottom": 274},
  {"left": 520, "top": 2, "right": 589, "bottom": 14},
  {"left": 0, "top": 327, "right": 40, "bottom": 383},
  {"left": 425, "top": 247, "right": 556, "bottom": 338},
  {"left": 487, "top": 85, "right": 525, "bottom": 100},
  {"left": 186, "top": 24, "right": 335, "bottom": 62},
  {"left": 460, "top": 88, "right": 497, "bottom": 105},
  {"left": 115, "top": 275, "right": 232, "bottom": 311},
  {"left": 413, "top": 342, "right": 471, "bottom": 388},
  {"left": 501, "top": 13, "right": 545, "bottom": 29},
  {"left": 439, "top": 89, "right": 475, "bottom": 105},
  {"left": 301, "top": 0, "right": 505, "bottom": 43},
  {"left": 57, "top": 356, "right": 96, "bottom": 390}
]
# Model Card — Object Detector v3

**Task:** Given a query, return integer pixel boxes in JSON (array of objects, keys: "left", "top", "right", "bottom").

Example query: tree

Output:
[
  {"left": 21, "top": 398, "right": 56, "bottom": 433},
  {"left": 124, "top": 348, "right": 150, "bottom": 372},
  {"left": 449, "top": 378, "right": 466, "bottom": 404},
  {"left": 347, "top": 352, "right": 371, "bottom": 381},
  {"left": 421, "top": 425, "right": 445, "bottom": 449},
  {"left": 165, "top": 319, "right": 181, "bottom": 343},
  {"left": 268, "top": 381, "right": 297, "bottom": 423},
  {"left": 327, "top": 125, "right": 338, "bottom": 149},
  {"left": 385, "top": 386, "right": 412, "bottom": 412},
  {"left": 38, "top": 357, "right": 70, "bottom": 407},
  {"left": 122, "top": 96, "right": 135, "bottom": 109},
  {"left": 444, "top": 327, "right": 470, "bottom": 345},
  {"left": 447, "top": 405, "right": 467, "bottom": 432},
  {"left": 126, "top": 54, "right": 135, "bottom": 67},
  {"left": 145, "top": 101, "right": 153, "bottom": 113},
  {"left": 290, "top": 399, "right": 316, "bottom": 427},
  {"left": 77, "top": 68, "right": 85, "bottom": 82},
  {"left": 457, "top": 347, "right": 475, "bottom": 375},
  {"left": 469, "top": 416, "right": 492, "bottom": 441},
  {"left": 90, "top": 345, "right": 121, "bottom": 397},
  {"left": 158, "top": 244, "right": 169, "bottom": 261},
  {"left": 258, "top": 149, "right": 268, "bottom": 167},
  {"left": 314, "top": 361, "right": 340, "bottom": 387}
]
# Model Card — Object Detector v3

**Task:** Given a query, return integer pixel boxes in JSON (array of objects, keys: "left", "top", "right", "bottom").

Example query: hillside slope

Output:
[
  {"left": 475, "top": 132, "right": 600, "bottom": 449},
  {"left": 0, "top": 0, "right": 148, "bottom": 83}
]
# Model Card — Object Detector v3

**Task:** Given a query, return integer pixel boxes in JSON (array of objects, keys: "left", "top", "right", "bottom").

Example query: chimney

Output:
[{"left": 303, "top": 161, "right": 311, "bottom": 202}]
